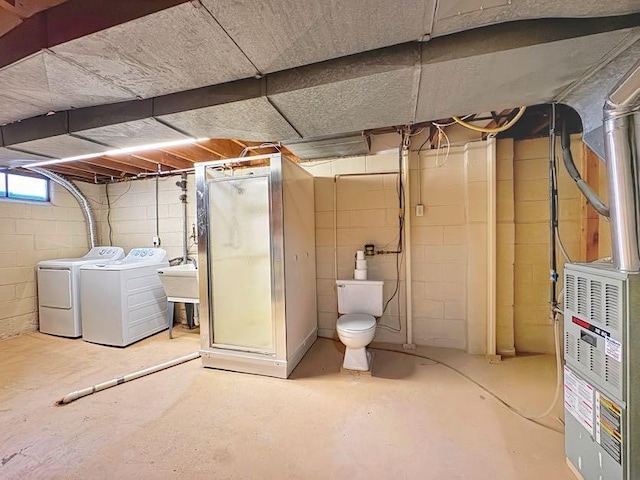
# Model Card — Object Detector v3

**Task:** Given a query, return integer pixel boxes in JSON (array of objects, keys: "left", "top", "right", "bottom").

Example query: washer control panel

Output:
[
  {"left": 123, "top": 248, "right": 168, "bottom": 264},
  {"left": 85, "top": 246, "right": 125, "bottom": 260}
]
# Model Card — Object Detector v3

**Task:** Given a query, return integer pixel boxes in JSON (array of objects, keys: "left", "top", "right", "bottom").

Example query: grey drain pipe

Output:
[
  {"left": 58, "top": 352, "right": 201, "bottom": 405},
  {"left": 26, "top": 167, "right": 98, "bottom": 248},
  {"left": 604, "top": 59, "right": 640, "bottom": 272},
  {"left": 560, "top": 122, "right": 610, "bottom": 218}
]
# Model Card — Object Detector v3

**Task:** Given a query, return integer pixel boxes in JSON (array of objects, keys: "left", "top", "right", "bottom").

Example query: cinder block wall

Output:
[
  {"left": 96, "top": 175, "right": 197, "bottom": 260},
  {"left": 308, "top": 154, "right": 407, "bottom": 344},
  {"left": 305, "top": 141, "right": 492, "bottom": 352},
  {"left": 512, "top": 135, "right": 583, "bottom": 353},
  {"left": 0, "top": 182, "right": 101, "bottom": 340},
  {"left": 2, "top": 135, "right": 598, "bottom": 356}
]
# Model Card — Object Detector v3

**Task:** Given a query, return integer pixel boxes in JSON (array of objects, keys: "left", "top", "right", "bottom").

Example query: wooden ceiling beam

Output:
[
  {"left": 481, "top": 109, "right": 512, "bottom": 139},
  {"left": 280, "top": 146, "right": 300, "bottom": 163},
  {"left": 82, "top": 157, "right": 146, "bottom": 175},
  {"left": 103, "top": 154, "right": 158, "bottom": 172},
  {"left": 42, "top": 165, "right": 100, "bottom": 181},
  {"left": 159, "top": 145, "right": 216, "bottom": 163},
  {"left": 195, "top": 139, "right": 243, "bottom": 159},
  {"left": 131, "top": 151, "right": 193, "bottom": 170},
  {"left": 65, "top": 161, "right": 130, "bottom": 178},
  {"left": 530, "top": 116, "right": 551, "bottom": 137},
  {"left": 230, "top": 139, "right": 248, "bottom": 148},
  {"left": 483, "top": 109, "right": 512, "bottom": 130}
]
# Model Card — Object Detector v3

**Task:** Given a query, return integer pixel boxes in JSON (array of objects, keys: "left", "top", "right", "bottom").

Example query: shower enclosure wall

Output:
[{"left": 195, "top": 153, "right": 317, "bottom": 378}]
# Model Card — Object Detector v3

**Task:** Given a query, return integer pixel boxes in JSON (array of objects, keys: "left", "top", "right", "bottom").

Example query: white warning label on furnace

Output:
[
  {"left": 605, "top": 337, "right": 622, "bottom": 363},
  {"left": 564, "top": 366, "right": 595, "bottom": 436}
]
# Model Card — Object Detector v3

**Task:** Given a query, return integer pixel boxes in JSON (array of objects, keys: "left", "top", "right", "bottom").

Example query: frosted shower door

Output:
[{"left": 208, "top": 175, "right": 274, "bottom": 351}]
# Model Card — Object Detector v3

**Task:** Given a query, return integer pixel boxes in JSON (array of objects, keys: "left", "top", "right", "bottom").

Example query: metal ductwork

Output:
[
  {"left": 26, "top": 167, "right": 98, "bottom": 249},
  {"left": 604, "top": 59, "right": 640, "bottom": 272}
]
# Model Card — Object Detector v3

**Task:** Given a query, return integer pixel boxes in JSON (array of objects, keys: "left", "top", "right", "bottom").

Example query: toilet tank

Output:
[{"left": 336, "top": 279, "right": 384, "bottom": 316}]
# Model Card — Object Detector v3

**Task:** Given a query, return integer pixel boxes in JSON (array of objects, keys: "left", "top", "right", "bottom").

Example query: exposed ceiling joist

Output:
[
  {"left": 102, "top": 155, "right": 158, "bottom": 172},
  {"left": 160, "top": 144, "right": 218, "bottom": 163},
  {"left": 81, "top": 158, "right": 146, "bottom": 176},
  {"left": 43, "top": 164, "right": 99, "bottom": 181},
  {"left": 131, "top": 151, "right": 193, "bottom": 171},
  {"left": 64, "top": 161, "right": 125, "bottom": 178},
  {"left": 195, "top": 139, "right": 244, "bottom": 158}
]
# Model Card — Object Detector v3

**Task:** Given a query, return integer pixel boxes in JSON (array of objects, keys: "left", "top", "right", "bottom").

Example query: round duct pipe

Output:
[
  {"left": 603, "top": 59, "right": 640, "bottom": 272},
  {"left": 26, "top": 167, "right": 98, "bottom": 249}
]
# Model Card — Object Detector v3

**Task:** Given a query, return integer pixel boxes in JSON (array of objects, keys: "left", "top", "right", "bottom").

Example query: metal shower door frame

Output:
[{"left": 195, "top": 154, "right": 287, "bottom": 362}]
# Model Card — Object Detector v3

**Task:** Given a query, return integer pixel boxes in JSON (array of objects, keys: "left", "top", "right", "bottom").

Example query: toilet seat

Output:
[{"left": 337, "top": 313, "right": 376, "bottom": 332}]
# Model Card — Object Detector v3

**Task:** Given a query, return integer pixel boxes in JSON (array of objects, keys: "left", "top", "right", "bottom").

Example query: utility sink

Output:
[{"left": 157, "top": 264, "right": 199, "bottom": 303}]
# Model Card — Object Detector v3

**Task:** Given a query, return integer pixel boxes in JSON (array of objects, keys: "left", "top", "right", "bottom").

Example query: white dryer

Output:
[
  {"left": 80, "top": 248, "right": 171, "bottom": 347},
  {"left": 37, "top": 246, "right": 125, "bottom": 338}
]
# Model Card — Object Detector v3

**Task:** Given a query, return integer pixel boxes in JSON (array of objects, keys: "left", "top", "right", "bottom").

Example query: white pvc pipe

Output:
[
  {"left": 334, "top": 177, "right": 338, "bottom": 284},
  {"left": 402, "top": 144, "right": 414, "bottom": 347},
  {"left": 58, "top": 352, "right": 201, "bottom": 405},
  {"left": 486, "top": 138, "right": 497, "bottom": 357}
]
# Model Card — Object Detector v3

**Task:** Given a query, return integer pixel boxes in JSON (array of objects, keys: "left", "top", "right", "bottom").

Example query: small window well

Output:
[{"left": 0, "top": 172, "right": 49, "bottom": 202}]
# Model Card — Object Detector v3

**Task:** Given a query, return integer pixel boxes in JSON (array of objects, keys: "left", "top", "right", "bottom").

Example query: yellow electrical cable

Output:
[{"left": 452, "top": 106, "right": 527, "bottom": 133}]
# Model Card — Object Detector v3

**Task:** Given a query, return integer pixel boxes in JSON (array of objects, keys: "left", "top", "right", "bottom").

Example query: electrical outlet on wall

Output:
[{"left": 416, "top": 204, "right": 424, "bottom": 217}]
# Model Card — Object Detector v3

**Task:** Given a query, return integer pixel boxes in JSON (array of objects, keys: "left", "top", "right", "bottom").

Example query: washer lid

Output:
[{"left": 337, "top": 313, "right": 376, "bottom": 331}]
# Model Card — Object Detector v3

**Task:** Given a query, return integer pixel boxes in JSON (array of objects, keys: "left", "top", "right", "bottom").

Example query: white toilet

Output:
[{"left": 335, "top": 279, "right": 384, "bottom": 371}]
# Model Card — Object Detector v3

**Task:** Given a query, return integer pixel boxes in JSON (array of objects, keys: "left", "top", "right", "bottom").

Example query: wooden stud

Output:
[{"left": 580, "top": 144, "right": 600, "bottom": 262}]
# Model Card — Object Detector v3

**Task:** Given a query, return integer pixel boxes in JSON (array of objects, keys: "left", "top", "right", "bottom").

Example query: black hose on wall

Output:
[{"left": 560, "top": 121, "right": 609, "bottom": 218}]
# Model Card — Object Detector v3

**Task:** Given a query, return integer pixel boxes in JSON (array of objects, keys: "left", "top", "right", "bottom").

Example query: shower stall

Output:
[{"left": 195, "top": 153, "right": 317, "bottom": 378}]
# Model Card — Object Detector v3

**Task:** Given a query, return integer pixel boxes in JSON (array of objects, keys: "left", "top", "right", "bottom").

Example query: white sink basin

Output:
[{"left": 157, "top": 264, "right": 199, "bottom": 302}]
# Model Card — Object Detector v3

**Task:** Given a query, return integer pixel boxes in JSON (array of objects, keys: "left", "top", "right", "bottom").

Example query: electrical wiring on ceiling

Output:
[
  {"left": 433, "top": 124, "right": 451, "bottom": 167},
  {"left": 431, "top": 113, "right": 475, "bottom": 128},
  {"left": 452, "top": 106, "right": 527, "bottom": 133}
]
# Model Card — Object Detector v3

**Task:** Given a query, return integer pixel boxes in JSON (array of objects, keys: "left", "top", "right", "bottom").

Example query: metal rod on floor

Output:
[{"left": 58, "top": 352, "right": 201, "bottom": 405}]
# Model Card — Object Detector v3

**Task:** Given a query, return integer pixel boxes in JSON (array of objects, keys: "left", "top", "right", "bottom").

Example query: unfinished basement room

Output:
[{"left": 1, "top": 1, "right": 640, "bottom": 479}]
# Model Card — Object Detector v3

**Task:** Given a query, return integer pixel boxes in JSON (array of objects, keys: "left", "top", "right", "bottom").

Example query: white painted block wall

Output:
[{"left": 0, "top": 182, "right": 101, "bottom": 340}]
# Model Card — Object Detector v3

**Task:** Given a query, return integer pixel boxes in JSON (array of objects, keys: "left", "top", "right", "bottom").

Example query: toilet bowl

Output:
[
  {"left": 335, "top": 279, "right": 383, "bottom": 372},
  {"left": 336, "top": 313, "right": 377, "bottom": 371}
]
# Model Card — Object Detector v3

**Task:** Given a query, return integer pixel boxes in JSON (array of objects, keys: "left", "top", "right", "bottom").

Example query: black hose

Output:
[
  {"left": 549, "top": 105, "right": 559, "bottom": 312},
  {"left": 560, "top": 121, "right": 609, "bottom": 217}
]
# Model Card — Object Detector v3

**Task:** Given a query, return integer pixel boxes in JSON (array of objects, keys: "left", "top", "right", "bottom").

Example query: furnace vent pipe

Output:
[
  {"left": 560, "top": 123, "right": 609, "bottom": 218},
  {"left": 603, "top": 59, "right": 640, "bottom": 272},
  {"left": 26, "top": 167, "right": 98, "bottom": 249}
]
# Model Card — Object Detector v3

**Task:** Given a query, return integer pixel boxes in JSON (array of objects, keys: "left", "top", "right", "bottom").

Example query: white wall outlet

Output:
[
  {"left": 153, "top": 236, "right": 161, "bottom": 247},
  {"left": 416, "top": 204, "right": 424, "bottom": 217}
]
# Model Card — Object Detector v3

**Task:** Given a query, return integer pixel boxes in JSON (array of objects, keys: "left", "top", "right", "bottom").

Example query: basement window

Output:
[{"left": 0, "top": 172, "right": 49, "bottom": 202}]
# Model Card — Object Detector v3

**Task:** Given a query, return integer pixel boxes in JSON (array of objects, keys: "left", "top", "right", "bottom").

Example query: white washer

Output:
[
  {"left": 80, "top": 248, "right": 171, "bottom": 347},
  {"left": 37, "top": 247, "right": 125, "bottom": 338}
]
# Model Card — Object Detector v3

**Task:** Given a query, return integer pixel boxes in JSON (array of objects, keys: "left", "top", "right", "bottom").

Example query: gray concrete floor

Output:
[{"left": 0, "top": 330, "right": 574, "bottom": 480}]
